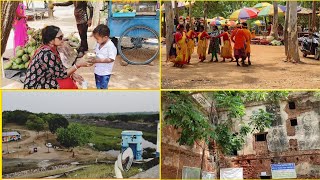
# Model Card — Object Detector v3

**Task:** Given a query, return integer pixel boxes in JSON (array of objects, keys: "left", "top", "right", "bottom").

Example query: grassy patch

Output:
[
  {"left": 65, "top": 164, "right": 140, "bottom": 178},
  {"left": 73, "top": 123, "right": 157, "bottom": 151},
  {"left": 14, "top": 165, "right": 78, "bottom": 178}
]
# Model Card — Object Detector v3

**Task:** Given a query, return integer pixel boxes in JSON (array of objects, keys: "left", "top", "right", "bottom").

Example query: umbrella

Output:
[
  {"left": 258, "top": 5, "right": 285, "bottom": 16},
  {"left": 210, "top": 20, "right": 221, "bottom": 26},
  {"left": 253, "top": 2, "right": 272, "bottom": 10},
  {"left": 227, "top": 20, "right": 237, "bottom": 27},
  {"left": 212, "top": 16, "right": 225, "bottom": 21},
  {"left": 230, "top": 8, "right": 259, "bottom": 20},
  {"left": 252, "top": 20, "right": 266, "bottom": 26}
]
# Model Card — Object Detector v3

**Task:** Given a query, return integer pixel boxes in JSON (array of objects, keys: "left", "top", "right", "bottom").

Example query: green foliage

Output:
[
  {"left": 47, "top": 114, "right": 69, "bottom": 134},
  {"left": 70, "top": 114, "right": 81, "bottom": 119},
  {"left": 211, "top": 123, "right": 251, "bottom": 155},
  {"left": 240, "top": 91, "right": 289, "bottom": 102},
  {"left": 211, "top": 91, "right": 246, "bottom": 119},
  {"left": 314, "top": 92, "right": 320, "bottom": 99},
  {"left": 73, "top": 123, "right": 157, "bottom": 151},
  {"left": 56, "top": 124, "right": 93, "bottom": 148},
  {"left": 163, "top": 91, "right": 212, "bottom": 146},
  {"left": 26, "top": 114, "right": 47, "bottom": 133},
  {"left": 2, "top": 110, "right": 35, "bottom": 125},
  {"left": 163, "top": 91, "right": 287, "bottom": 155},
  {"left": 82, "top": 113, "right": 159, "bottom": 123},
  {"left": 249, "top": 109, "right": 274, "bottom": 133}
]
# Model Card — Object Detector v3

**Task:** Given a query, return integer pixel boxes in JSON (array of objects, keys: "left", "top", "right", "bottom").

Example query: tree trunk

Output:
[
  {"left": 48, "top": 0, "right": 54, "bottom": 19},
  {"left": 1, "top": 1, "right": 20, "bottom": 56},
  {"left": 164, "top": 1, "right": 174, "bottom": 62},
  {"left": 272, "top": 1, "right": 279, "bottom": 39},
  {"left": 311, "top": 0, "right": 316, "bottom": 33},
  {"left": 287, "top": 1, "right": 300, "bottom": 63},
  {"left": 284, "top": 1, "right": 289, "bottom": 59},
  {"left": 174, "top": 1, "right": 179, "bottom": 20},
  {"left": 200, "top": 141, "right": 206, "bottom": 179},
  {"left": 89, "top": 1, "right": 103, "bottom": 32},
  {"left": 189, "top": 1, "right": 193, "bottom": 29},
  {"left": 204, "top": 1, "right": 208, "bottom": 31}
]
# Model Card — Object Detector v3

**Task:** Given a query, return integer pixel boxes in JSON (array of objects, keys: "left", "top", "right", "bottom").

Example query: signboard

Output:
[
  {"left": 202, "top": 171, "right": 215, "bottom": 179},
  {"left": 182, "top": 166, "right": 201, "bottom": 179},
  {"left": 220, "top": 168, "right": 243, "bottom": 180},
  {"left": 271, "top": 163, "right": 297, "bottom": 179}
]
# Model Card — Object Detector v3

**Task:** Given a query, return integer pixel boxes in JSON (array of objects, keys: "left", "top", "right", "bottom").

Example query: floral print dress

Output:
[{"left": 24, "top": 45, "right": 68, "bottom": 89}]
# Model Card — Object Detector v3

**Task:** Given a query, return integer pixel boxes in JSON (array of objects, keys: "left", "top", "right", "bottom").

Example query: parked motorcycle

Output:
[{"left": 300, "top": 32, "right": 320, "bottom": 60}]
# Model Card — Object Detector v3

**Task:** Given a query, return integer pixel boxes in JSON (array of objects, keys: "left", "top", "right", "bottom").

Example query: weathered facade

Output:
[
  {"left": 161, "top": 125, "right": 214, "bottom": 179},
  {"left": 162, "top": 92, "right": 320, "bottom": 179},
  {"left": 220, "top": 92, "right": 320, "bottom": 178}
]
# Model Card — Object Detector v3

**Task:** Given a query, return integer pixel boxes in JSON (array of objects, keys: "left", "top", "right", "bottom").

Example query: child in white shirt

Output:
[{"left": 89, "top": 24, "right": 117, "bottom": 89}]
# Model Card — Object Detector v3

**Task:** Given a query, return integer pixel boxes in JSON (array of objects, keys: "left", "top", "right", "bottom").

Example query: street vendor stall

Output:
[{"left": 107, "top": 1, "right": 160, "bottom": 65}]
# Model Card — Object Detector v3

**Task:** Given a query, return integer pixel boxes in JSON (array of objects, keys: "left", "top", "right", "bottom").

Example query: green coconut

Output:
[
  {"left": 15, "top": 58, "right": 22, "bottom": 64},
  {"left": 16, "top": 49, "right": 24, "bottom": 57},
  {"left": 22, "top": 54, "right": 30, "bottom": 62},
  {"left": 4, "top": 61, "right": 13, "bottom": 70},
  {"left": 25, "top": 61, "right": 30, "bottom": 68}
]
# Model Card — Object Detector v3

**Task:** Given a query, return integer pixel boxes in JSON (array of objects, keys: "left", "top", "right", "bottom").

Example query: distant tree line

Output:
[
  {"left": 70, "top": 113, "right": 159, "bottom": 123},
  {"left": 3, "top": 110, "right": 69, "bottom": 134}
]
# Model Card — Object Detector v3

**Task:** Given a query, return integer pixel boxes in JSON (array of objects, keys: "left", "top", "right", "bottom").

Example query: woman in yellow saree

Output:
[
  {"left": 197, "top": 25, "right": 209, "bottom": 62},
  {"left": 174, "top": 24, "right": 188, "bottom": 67},
  {"left": 186, "top": 24, "right": 197, "bottom": 63}
]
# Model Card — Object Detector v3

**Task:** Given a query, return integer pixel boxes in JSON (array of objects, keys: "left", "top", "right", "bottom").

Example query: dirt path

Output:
[
  {"left": 3, "top": 128, "right": 65, "bottom": 160},
  {"left": 161, "top": 44, "right": 320, "bottom": 89}
]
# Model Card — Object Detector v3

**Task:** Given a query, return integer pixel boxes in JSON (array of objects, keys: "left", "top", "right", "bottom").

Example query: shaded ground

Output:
[
  {"left": 161, "top": 44, "right": 320, "bottom": 89},
  {"left": 1, "top": 6, "right": 159, "bottom": 89}
]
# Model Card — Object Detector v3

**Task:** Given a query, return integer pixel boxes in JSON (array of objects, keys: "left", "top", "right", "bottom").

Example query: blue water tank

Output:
[{"left": 121, "top": 131, "right": 143, "bottom": 160}]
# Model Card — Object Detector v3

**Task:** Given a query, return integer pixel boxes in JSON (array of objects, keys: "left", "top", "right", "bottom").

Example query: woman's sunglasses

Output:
[{"left": 56, "top": 35, "right": 64, "bottom": 40}]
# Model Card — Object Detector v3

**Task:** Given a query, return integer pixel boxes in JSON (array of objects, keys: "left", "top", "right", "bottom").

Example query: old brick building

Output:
[{"left": 162, "top": 92, "right": 320, "bottom": 179}]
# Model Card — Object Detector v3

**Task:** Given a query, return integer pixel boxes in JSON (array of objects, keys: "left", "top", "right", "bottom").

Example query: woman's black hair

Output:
[
  {"left": 224, "top": 25, "right": 229, "bottom": 30},
  {"left": 177, "top": 24, "right": 185, "bottom": 31},
  {"left": 42, "top": 25, "right": 60, "bottom": 44},
  {"left": 186, "top": 23, "right": 190, "bottom": 31}
]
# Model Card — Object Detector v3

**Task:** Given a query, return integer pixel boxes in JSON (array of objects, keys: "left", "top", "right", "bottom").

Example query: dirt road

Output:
[{"left": 162, "top": 44, "right": 320, "bottom": 89}]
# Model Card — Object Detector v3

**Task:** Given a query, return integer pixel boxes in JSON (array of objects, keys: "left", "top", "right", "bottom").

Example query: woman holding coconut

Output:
[{"left": 24, "top": 25, "right": 92, "bottom": 89}]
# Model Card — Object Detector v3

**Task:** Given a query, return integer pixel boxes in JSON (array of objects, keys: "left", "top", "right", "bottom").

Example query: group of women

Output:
[{"left": 171, "top": 20, "right": 253, "bottom": 68}]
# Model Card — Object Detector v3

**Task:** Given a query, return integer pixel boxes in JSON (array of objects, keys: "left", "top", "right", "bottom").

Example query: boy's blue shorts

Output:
[{"left": 94, "top": 74, "right": 111, "bottom": 89}]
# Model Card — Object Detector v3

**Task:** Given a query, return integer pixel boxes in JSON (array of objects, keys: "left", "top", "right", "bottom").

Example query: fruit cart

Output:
[{"left": 107, "top": 1, "right": 160, "bottom": 65}]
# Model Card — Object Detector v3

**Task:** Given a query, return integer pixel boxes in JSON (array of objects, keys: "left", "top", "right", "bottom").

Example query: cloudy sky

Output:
[{"left": 2, "top": 91, "right": 159, "bottom": 114}]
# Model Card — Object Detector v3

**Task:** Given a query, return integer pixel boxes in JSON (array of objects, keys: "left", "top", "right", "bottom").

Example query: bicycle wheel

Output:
[{"left": 118, "top": 25, "right": 159, "bottom": 65}]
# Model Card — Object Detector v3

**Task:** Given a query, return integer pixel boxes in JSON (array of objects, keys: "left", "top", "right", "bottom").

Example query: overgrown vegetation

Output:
[
  {"left": 163, "top": 91, "right": 289, "bottom": 154},
  {"left": 70, "top": 113, "right": 159, "bottom": 124},
  {"left": 74, "top": 123, "right": 157, "bottom": 151}
]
